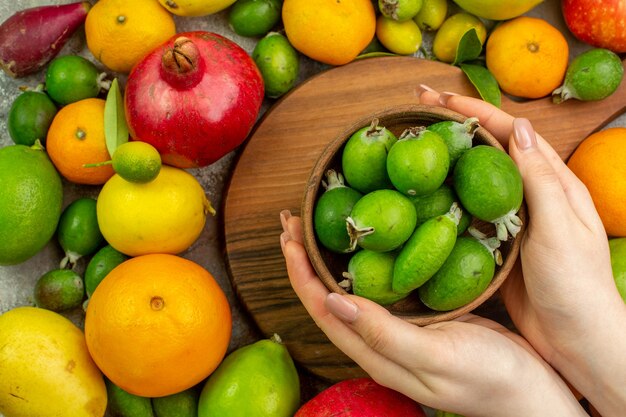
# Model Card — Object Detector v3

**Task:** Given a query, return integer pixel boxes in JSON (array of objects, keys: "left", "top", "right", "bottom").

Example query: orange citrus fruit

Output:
[
  {"left": 282, "top": 0, "right": 376, "bottom": 66},
  {"left": 486, "top": 16, "right": 569, "bottom": 99},
  {"left": 85, "top": 0, "right": 176, "bottom": 73},
  {"left": 84, "top": 254, "right": 232, "bottom": 397},
  {"left": 46, "top": 98, "right": 114, "bottom": 185},
  {"left": 567, "top": 127, "right": 626, "bottom": 237}
]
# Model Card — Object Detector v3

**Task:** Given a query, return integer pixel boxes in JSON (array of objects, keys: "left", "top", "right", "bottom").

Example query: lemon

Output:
[
  {"left": 0, "top": 144, "right": 63, "bottom": 265},
  {"left": 433, "top": 12, "right": 487, "bottom": 63},
  {"left": 112, "top": 141, "right": 162, "bottom": 183},
  {"left": 0, "top": 307, "right": 107, "bottom": 417},
  {"left": 376, "top": 16, "right": 423, "bottom": 55},
  {"left": 96, "top": 165, "right": 215, "bottom": 256},
  {"left": 159, "top": 0, "right": 236, "bottom": 16}
]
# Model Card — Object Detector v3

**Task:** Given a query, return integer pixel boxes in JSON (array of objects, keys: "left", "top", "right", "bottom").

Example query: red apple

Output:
[{"left": 562, "top": 0, "right": 626, "bottom": 52}]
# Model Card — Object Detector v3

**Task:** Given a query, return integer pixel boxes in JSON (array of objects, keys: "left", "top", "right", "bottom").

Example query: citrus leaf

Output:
[
  {"left": 453, "top": 28, "right": 483, "bottom": 66},
  {"left": 104, "top": 78, "right": 129, "bottom": 157},
  {"left": 460, "top": 63, "right": 502, "bottom": 108}
]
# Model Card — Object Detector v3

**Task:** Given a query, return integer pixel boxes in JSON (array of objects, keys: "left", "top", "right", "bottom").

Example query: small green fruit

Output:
[
  {"left": 379, "top": 0, "right": 423, "bottom": 22},
  {"left": 106, "top": 379, "right": 154, "bottom": 417},
  {"left": 153, "top": 387, "right": 199, "bottom": 417},
  {"left": 228, "top": 0, "right": 282, "bottom": 38},
  {"left": 252, "top": 32, "right": 300, "bottom": 99},
  {"left": 57, "top": 198, "right": 104, "bottom": 268},
  {"left": 7, "top": 89, "right": 58, "bottom": 146},
  {"left": 34, "top": 269, "right": 84, "bottom": 312},
  {"left": 414, "top": 0, "right": 448, "bottom": 31}
]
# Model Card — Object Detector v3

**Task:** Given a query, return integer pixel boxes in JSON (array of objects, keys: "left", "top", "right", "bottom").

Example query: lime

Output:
[
  {"left": 414, "top": 0, "right": 448, "bottom": 31},
  {"left": 433, "top": 12, "right": 487, "bottom": 63},
  {"left": 34, "top": 269, "right": 85, "bottom": 312},
  {"left": 7, "top": 89, "right": 58, "bottom": 146},
  {"left": 0, "top": 144, "right": 63, "bottom": 265},
  {"left": 252, "top": 32, "right": 300, "bottom": 99},
  {"left": 153, "top": 388, "right": 199, "bottom": 417},
  {"left": 45, "top": 55, "right": 109, "bottom": 105},
  {"left": 609, "top": 238, "right": 626, "bottom": 303},
  {"left": 229, "top": 0, "right": 282, "bottom": 38},
  {"left": 376, "top": 16, "right": 423, "bottom": 55},
  {"left": 106, "top": 379, "right": 154, "bottom": 417},
  {"left": 112, "top": 141, "right": 162, "bottom": 183},
  {"left": 84, "top": 244, "right": 129, "bottom": 298},
  {"left": 553, "top": 48, "right": 624, "bottom": 103},
  {"left": 58, "top": 197, "right": 104, "bottom": 268}
]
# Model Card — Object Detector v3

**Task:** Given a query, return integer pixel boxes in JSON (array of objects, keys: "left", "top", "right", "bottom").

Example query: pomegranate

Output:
[
  {"left": 295, "top": 378, "right": 427, "bottom": 417},
  {"left": 124, "top": 31, "right": 264, "bottom": 168}
]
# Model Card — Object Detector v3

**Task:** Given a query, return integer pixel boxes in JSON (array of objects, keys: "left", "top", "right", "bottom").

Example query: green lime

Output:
[
  {"left": 58, "top": 197, "right": 104, "bottom": 268},
  {"left": 252, "top": 32, "right": 300, "bottom": 99},
  {"left": 198, "top": 335, "right": 300, "bottom": 417},
  {"left": 45, "top": 55, "right": 108, "bottom": 105},
  {"left": 376, "top": 16, "right": 423, "bottom": 55},
  {"left": 414, "top": 0, "right": 448, "bottom": 31},
  {"left": 153, "top": 388, "right": 199, "bottom": 417},
  {"left": 553, "top": 48, "right": 624, "bottom": 103},
  {"left": 0, "top": 144, "right": 63, "bottom": 265},
  {"left": 346, "top": 249, "right": 409, "bottom": 305},
  {"left": 229, "top": 0, "right": 282, "bottom": 38},
  {"left": 609, "top": 237, "right": 626, "bottom": 303},
  {"left": 112, "top": 141, "right": 162, "bottom": 183},
  {"left": 84, "top": 245, "right": 129, "bottom": 298},
  {"left": 418, "top": 236, "right": 497, "bottom": 311},
  {"left": 379, "top": 0, "right": 423, "bottom": 22},
  {"left": 34, "top": 268, "right": 84, "bottom": 312},
  {"left": 106, "top": 379, "right": 154, "bottom": 417},
  {"left": 7, "top": 89, "right": 58, "bottom": 146}
]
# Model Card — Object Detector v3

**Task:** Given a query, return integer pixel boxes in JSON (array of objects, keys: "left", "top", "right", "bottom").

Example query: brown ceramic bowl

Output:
[{"left": 301, "top": 104, "right": 526, "bottom": 326}]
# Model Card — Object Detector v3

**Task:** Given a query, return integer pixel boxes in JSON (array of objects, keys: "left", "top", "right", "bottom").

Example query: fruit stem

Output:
[
  {"left": 161, "top": 37, "right": 204, "bottom": 89},
  {"left": 30, "top": 139, "right": 45, "bottom": 151},
  {"left": 83, "top": 160, "right": 113, "bottom": 168},
  {"left": 97, "top": 72, "right": 112, "bottom": 91},
  {"left": 551, "top": 85, "right": 570, "bottom": 104},
  {"left": 60, "top": 251, "right": 81, "bottom": 270},
  {"left": 445, "top": 202, "right": 462, "bottom": 226},
  {"left": 365, "top": 118, "right": 383, "bottom": 137},
  {"left": 270, "top": 333, "right": 283, "bottom": 344},
  {"left": 463, "top": 117, "right": 480, "bottom": 136},
  {"left": 346, "top": 217, "right": 375, "bottom": 252},
  {"left": 468, "top": 226, "right": 503, "bottom": 266},
  {"left": 339, "top": 272, "right": 353, "bottom": 291},
  {"left": 493, "top": 209, "right": 523, "bottom": 241},
  {"left": 322, "top": 169, "right": 346, "bottom": 191},
  {"left": 399, "top": 126, "right": 426, "bottom": 140},
  {"left": 204, "top": 196, "right": 217, "bottom": 216}
]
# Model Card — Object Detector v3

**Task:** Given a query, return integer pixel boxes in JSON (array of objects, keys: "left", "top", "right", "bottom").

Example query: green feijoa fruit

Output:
[
  {"left": 453, "top": 145, "right": 523, "bottom": 241},
  {"left": 427, "top": 117, "right": 479, "bottom": 167},
  {"left": 314, "top": 170, "right": 363, "bottom": 253},
  {"left": 418, "top": 235, "right": 500, "bottom": 311},
  {"left": 347, "top": 189, "right": 417, "bottom": 252},
  {"left": 0, "top": 144, "right": 63, "bottom": 266},
  {"left": 379, "top": 0, "right": 423, "bottom": 22},
  {"left": 413, "top": 0, "right": 448, "bottom": 31},
  {"left": 58, "top": 197, "right": 105, "bottom": 268},
  {"left": 553, "top": 48, "right": 624, "bottom": 103},
  {"left": 387, "top": 127, "right": 450, "bottom": 196},
  {"left": 409, "top": 183, "right": 456, "bottom": 225},
  {"left": 393, "top": 203, "right": 460, "bottom": 293},
  {"left": 7, "top": 89, "right": 58, "bottom": 146},
  {"left": 84, "top": 244, "right": 129, "bottom": 298},
  {"left": 229, "top": 0, "right": 282, "bottom": 38},
  {"left": 343, "top": 249, "right": 409, "bottom": 305},
  {"left": 106, "top": 379, "right": 154, "bottom": 417},
  {"left": 252, "top": 32, "right": 300, "bottom": 99},
  {"left": 342, "top": 119, "right": 398, "bottom": 194},
  {"left": 34, "top": 269, "right": 84, "bottom": 312},
  {"left": 153, "top": 387, "right": 199, "bottom": 417},
  {"left": 45, "top": 55, "right": 109, "bottom": 105},
  {"left": 609, "top": 237, "right": 626, "bottom": 303}
]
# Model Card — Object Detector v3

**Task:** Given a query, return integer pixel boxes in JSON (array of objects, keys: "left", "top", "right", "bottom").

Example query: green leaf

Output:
[
  {"left": 453, "top": 28, "right": 483, "bottom": 66},
  {"left": 460, "top": 63, "right": 502, "bottom": 108},
  {"left": 104, "top": 78, "right": 129, "bottom": 157}
]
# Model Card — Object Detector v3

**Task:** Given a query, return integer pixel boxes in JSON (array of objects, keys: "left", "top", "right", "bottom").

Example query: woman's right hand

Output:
[{"left": 418, "top": 89, "right": 626, "bottom": 417}]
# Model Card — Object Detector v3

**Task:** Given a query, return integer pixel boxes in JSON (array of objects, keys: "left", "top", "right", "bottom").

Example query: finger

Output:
[{"left": 417, "top": 91, "right": 514, "bottom": 145}]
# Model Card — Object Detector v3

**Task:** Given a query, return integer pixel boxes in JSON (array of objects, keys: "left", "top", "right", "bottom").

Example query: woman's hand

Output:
[
  {"left": 418, "top": 88, "right": 626, "bottom": 416},
  {"left": 280, "top": 211, "right": 586, "bottom": 417}
]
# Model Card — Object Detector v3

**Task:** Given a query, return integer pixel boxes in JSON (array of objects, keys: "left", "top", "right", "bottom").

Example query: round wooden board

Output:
[{"left": 223, "top": 56, "right": 626, "bottom": 382}]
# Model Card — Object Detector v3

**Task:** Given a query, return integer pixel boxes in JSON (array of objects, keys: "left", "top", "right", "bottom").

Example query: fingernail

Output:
[
  {"left": 280, "top": 231, "right": 291, "bottom": 251},
  {"left": 280, "top": 210, "right": 291, "bottom": 233},
  {"left": 325, "top": 293, "right": 359, "bottom": 322},
  {"left": 416, "top": 84, "right": 437, "bottom": 97},
  {"left": 513, "top": 118, "right": 537, "bottom": 151},
  {"left": 438, "top": 91, "right": 458, "bottom": 106}
]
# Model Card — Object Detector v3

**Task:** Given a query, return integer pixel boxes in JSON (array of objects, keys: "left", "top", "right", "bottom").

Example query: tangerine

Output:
[
  {"left": 567, "top": 127, "right": 626, "bottom": 237},
  {"left": 46, "top": 98, "right": 114, "bottom": 185},
  {"left": 84, "top": 254, "right": 232, "bottom": 397},
  {"left": 282, "top": 0, "right": 376, "bottom": 66},
  {"left": 85, "top": 0, "right": 176, "bottom": 73},
  {"left": 486, "top": 16, "right": 569, "bottom": 99}
]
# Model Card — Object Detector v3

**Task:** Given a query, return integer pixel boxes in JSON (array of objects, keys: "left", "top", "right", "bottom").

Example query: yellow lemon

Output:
[
  {"left": 0, "top": 307, "right": 107, "bottom": 417},
  {"left": 159, "top": 0, "right": 237, "bottom": 16},
  {"left": 96, "top": 165, "right": 215, "bottom": 256}
]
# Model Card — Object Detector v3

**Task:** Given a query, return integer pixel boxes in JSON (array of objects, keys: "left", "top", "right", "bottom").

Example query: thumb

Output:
[{"left": 509, "top": 118, "right": 573, "bottom": 226}]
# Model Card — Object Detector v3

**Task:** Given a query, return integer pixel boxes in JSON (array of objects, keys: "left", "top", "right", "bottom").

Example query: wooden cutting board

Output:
[{"left": 223, "top": 56, "right": 626, "bottom": 382}]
